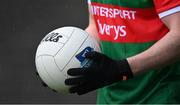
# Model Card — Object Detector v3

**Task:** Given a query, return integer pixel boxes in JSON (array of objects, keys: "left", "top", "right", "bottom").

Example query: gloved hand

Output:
[{"left": 65, "top": 51, "right": 134, "bottom": 95}]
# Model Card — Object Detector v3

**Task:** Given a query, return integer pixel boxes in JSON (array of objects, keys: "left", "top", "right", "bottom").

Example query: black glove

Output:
[{"left": 65, "top": 51, "right": 133, "bottom": 95}]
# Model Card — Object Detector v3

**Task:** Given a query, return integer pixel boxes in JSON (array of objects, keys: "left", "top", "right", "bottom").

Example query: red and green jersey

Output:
[{"left": 88, "top": 0, "right": 180, "bottom": 104}]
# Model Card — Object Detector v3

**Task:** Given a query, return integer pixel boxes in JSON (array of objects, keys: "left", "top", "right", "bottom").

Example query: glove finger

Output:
[
  {"left": 69, "top": 84, "right": 90, "bottom": 94},
  {"left": 69, "top": 85, "right": 80, "bottom": 93},
  {"left": 85, "top": 51, "right": 102, "bottom": 59},
  {"left": 77, "top": 83, "right": 98, "bottom": 95},
  {"left": 69, "top": 80, "right": 92, "bottom": 94},
  {"left": 65, "top": 77, "right": 86, "bottom": 86},
  {"left": 67, "top": 68, "right": 87, "bottom": 76},
  {"left": 77, "top": 77, "right": 110, "bottom": 95},
  {"left": 68, "top": 77, "right": 102, "bottom": 95}
]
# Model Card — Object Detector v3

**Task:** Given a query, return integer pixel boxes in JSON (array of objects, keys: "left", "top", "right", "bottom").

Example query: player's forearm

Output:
[
  {"left": 127, "top": 30, "right": 180, "bottom": 75},
  {"left": 86, "top": 6, "right": 100, "bottom": 43},
  {"left": 85, "top": 25, "right": 100, "bottom": 43}
]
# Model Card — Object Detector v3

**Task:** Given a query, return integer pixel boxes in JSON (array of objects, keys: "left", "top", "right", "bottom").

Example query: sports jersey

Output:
[{"left": 87, "top": 0, "right": 180, "bottom": 104}]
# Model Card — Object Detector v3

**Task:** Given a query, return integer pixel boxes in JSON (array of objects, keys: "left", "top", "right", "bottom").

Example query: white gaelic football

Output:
[{"left": 35, "top": 26, "right": 100, "bottom": 94}]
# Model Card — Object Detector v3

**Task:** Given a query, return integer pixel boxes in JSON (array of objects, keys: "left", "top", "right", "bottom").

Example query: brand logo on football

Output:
[
  {"left": 75, "top": 47, "right": 94, "bottom": 68},
  {"left": 42, "top": 32, "right": 63, "bottom": 43}
]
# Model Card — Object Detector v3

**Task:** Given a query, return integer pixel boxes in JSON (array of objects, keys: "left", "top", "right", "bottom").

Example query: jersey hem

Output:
[
  {"left": 87, "top": 0, "right": 91, "bottom": 4},
  {"left": 159, "top": 6, "right": 180, "bottom": 18}
]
